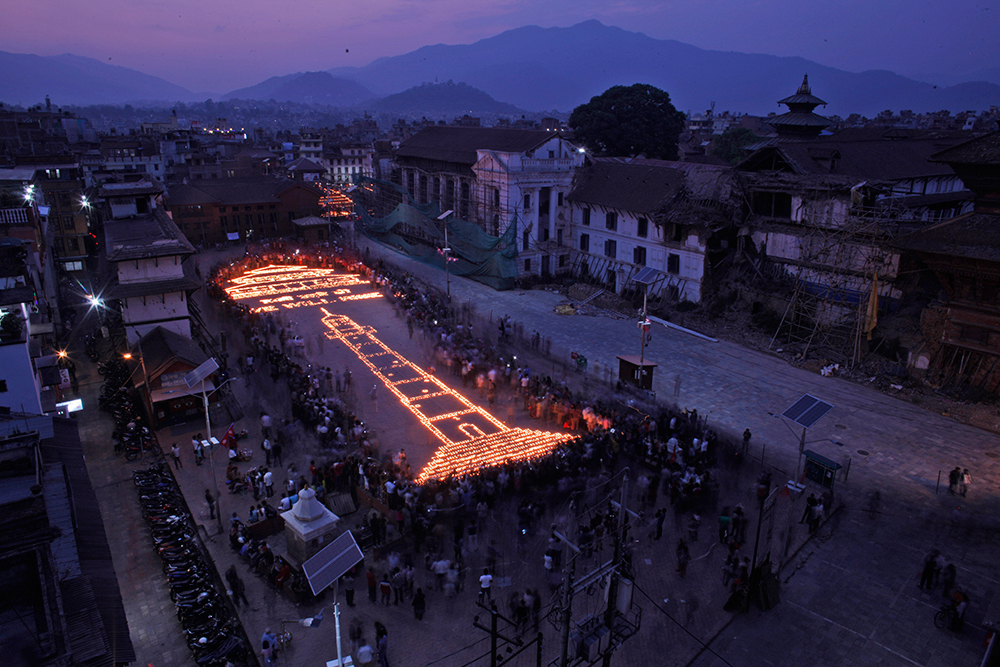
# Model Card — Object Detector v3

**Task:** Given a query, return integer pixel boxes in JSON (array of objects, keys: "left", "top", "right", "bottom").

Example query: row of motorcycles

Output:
[
  {"left": 135, "top": 462, "right": 248, "bottom": 666},
  {"left": 99, "top": 358, "right": 163, "bottom": 461}
]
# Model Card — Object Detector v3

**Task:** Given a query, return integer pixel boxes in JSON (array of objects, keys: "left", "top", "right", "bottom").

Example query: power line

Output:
[{"left": 631, "top": 581, "right": 738, "bottom": 667}]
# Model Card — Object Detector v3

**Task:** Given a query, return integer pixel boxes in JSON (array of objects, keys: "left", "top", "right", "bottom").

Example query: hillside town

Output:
[{"left": 2, "top": 72, "right": 1000, "bottom": 667}]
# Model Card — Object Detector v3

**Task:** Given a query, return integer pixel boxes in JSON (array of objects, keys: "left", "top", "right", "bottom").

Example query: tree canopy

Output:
[
  {"left": 568, "top": 84, "right": 686, "bottom": 161},
  {"left": 710, "top": 127, "right": 759, "bottom": 165}
]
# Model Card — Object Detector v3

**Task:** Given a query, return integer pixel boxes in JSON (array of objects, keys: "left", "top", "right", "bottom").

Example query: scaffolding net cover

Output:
[{"left": 353, "top": 176, "right": 518, "bottom": 291}]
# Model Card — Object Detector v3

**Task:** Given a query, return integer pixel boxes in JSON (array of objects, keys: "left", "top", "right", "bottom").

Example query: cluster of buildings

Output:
[
  {"left": 0, "top": 75, "right": 998, "bottom": 667},
  {"left": 0, "top": 75, "right": 998, "bottom": 436}
]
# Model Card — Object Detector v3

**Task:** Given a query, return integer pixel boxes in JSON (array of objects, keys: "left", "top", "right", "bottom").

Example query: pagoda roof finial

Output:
[{"left": 797, "top": 74, "right": 811, "bottom": 95}]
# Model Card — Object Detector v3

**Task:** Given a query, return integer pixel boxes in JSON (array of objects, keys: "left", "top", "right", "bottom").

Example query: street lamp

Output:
[
  {"left": 185, "top": 358, "right": 225, "bottom": 534},
  {"left": 437, "top": 209, "right": 454, "bottom": 301}
]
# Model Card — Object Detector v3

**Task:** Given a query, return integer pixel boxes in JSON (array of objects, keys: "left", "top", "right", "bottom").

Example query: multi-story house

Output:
[
  {"left": 101, "top": 181, "right": 199, "bottom": 344},
  {"left": 328, "top": 143, "right": 375, "bottom": 184},
  {"left": 164, "top": 176, "right": 324, "bottom": 245},
  {"left": 6, "top": 158, "right": 91, "bottom": 275},
  {"left": 567, "top": 158, "right": 738, "bottom": 301},
  {"left": 392, "top": 126, "right": 584, "bottom": 277},
  {"left": 86, "top": 136, "right": 165, "bottom": 185}
]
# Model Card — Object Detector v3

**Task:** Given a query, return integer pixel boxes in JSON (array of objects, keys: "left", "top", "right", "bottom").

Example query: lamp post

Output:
[
  {"left": 185, "top": 358, "right": 225, "bottom": 534},
  {"left": 437, "top": 210, "right": 454, "bottom": 301}
]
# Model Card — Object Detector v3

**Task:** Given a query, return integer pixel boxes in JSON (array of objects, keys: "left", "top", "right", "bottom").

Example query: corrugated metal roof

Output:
[{"left": 43, "top": 418, "right": 135, "bottom": 664}]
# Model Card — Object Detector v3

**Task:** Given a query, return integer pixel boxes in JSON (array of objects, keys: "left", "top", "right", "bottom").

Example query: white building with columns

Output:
[{"left": 393, "top": 126, "right": 584, "bottom": 278}]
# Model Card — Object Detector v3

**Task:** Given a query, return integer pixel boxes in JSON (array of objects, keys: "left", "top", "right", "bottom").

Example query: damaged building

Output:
[
  {"left": 736, "top": 76, "right": 973, "bottom": 362},
  {"left": 566, "top": 157, "right": 740, "bottom": 304},
  {"left": 895, "top": 129, "right": 1000, "bottom": 392}
]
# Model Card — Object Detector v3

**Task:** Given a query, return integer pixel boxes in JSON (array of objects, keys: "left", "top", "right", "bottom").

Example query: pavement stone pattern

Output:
[{"left": 68, "top": 242, "right": 1000, "bottom": 667}]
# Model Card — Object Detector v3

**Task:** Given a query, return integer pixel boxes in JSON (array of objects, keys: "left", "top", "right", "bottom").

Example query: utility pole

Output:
[
  {"left": 559, "top": 558, "right": 575, "bottom": 667},
  {"left": 473, "top": 601, "right": 521, "bottom": 667},
  {"left": 602, "top": 474, "right": 629, "bottom": 667},
  {"left": 437, "top": 210, "right": 453, "bottom": 301}
]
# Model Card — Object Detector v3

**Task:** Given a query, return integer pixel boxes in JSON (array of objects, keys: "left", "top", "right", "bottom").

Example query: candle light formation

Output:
[
  {"left": 224, "top": 264, "right": 575, "bottom": 483},
  {"left": 321, "top": 310, "right": 576, "bottom": 483},
  {"left": 224, "top": 264, "right": 382, "bottom": 309}
]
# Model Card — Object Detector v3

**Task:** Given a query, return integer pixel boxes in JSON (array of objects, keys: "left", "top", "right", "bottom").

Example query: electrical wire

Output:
[
  {"left": 631, "top": 581, "right": 738, "bottom": 667},
  {"left": 424, "top": 633, "right": 489, "bottom": 666}
]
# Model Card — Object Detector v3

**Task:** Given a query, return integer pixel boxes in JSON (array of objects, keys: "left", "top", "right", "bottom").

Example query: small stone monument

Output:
[{"left": 281, "top": 485, "right": 340, "bottom": 563}]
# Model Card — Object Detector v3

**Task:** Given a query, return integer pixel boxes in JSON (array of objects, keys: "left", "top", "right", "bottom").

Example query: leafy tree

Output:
[
  {"left": 711, "top": 127, "right": 759, "bottom": 165},
  {"left": 569, "top": 84, "right": 685, "bottom": 160}
]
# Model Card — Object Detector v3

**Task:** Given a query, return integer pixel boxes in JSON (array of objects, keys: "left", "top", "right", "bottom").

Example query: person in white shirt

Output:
[
  {"left": 478, "top": 568, "right": 493, "bottom": 603},
  {"left": 263, "top": 469, "right": 274, "bottom": 497}
]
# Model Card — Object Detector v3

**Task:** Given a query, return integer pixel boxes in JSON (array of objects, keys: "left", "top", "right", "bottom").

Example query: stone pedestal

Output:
[{"left": 281, "top": 486, "right": 340, "bottom": 564}]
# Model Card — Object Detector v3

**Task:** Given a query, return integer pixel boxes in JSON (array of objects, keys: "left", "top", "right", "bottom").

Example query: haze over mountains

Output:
[{"left": 2, "top": 21, "right": 998, "bottom": 117}]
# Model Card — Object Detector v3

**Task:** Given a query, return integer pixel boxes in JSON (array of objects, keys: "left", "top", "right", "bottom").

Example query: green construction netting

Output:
[{"left": 353, "top": 176, "right": 518, "bottom": 291}]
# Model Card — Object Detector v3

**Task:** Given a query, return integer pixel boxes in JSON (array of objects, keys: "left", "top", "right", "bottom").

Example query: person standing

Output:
[
  {"left": 263, "top": 468, "right": 274, "bottom": 497},
  {"left": 960, "top": 469, "right": 972, "bottom": 497},
  {"left": 343, "top": 571, "right": 356, "bottom": 607},
  {"left": 377, "top": 631, "right": 389, "bottom": 667},
  {"left": 941, "top": 562, "right": 957, "bottom": 599},
  {"left": 205, "top": 489, "right": 216, "bottom": 520},
  {"left": 412, "top": 587, "right": 426, "bottom": 620},
  {"left": 192, "top": 434, "right": 204, "bottom": 466},
  {"left": 262, "top": 438, "right": 272, "bottom": 466},
  {"left": 366, "top": 567, "right": 378, "bottom": 604},
  {"left": 742, "top": 429, "right": 752, "bottom": 456},
  {"left": 479, "top": 568, "right": 493, "bottom": 603},
  {"left": 226, "top": 564, "right": 250, "bottom": 607},
  {"left": 919, "top": 550, "right": 939, "bottom": 590},
  {"left": 800, "top": 494, "right": 817, "bottom": 524},
  {"left": 170, "top": 443, "right": 183, "bottom": 469},
  {"left": 260, "top": 411, "right": 272, "bottom": 438},
  {"left": 948, "top": 467, "right": 961, "bottom": 495},
  {"left": 718, "top": 507, "right": 731, "bottom": 544},
  {"left": 676, "top": 539, "right": 690, "bottom": 577},
  {"left": 379, "top": 574, "right": 393, "bottom": 606},
  {"left": 272, "top": 441, "right": 283, "bottom": 467}
]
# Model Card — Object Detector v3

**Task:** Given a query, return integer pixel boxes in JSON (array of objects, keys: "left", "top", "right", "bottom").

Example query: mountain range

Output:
[{"left": 2, "top": 21, "right": 999, "bottom": 117}]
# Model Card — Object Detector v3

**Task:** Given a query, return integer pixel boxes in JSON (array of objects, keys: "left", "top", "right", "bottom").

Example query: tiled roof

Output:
[
  {"left": 396, "top": 126, "right": 558, "bottom": 165},
  {"left": 895, "top": 211, "right": 1000, "bottom": 261},
  {"left": 104, "top": 208, "right": 195, "bottom": 262},
  {"left": 569, "top": 158, "right": 736, "bottom": 216},
  {"left": 568, "top": 159, "right": 686, "bottom": 214},
  {"left": 931, "top": 130, "right": 1000, "bottom": 165},
  {"left": 740, "top": 132, "right": 963, "bottom": 180},
  {"left": 287, "top": 157, "right": 326, "bottom": 172},
  {"left": 43, "top": 418, "right": 136, "bottom": 664},
  {"left": 133, "top": 325, "right": 209, "bottom": 380}
]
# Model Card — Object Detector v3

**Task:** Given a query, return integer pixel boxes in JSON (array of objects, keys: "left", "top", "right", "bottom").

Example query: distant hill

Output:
[
  {"left": 0, "top": 51, "right": 201, "bottom": 106},
  {"left": 364, "top": 81, "right": 523, "bottom": 115},
  {"left": 223, "top": 71, "right": 376, "bottom": 106},
  {"left": 329, "top": 20, "right": 1000, "bottom": 116}
]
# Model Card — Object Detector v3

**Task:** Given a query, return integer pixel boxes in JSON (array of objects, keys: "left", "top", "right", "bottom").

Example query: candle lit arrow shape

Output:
[{"left": 320, "top": 309, "right": 575, "bottom": 483}]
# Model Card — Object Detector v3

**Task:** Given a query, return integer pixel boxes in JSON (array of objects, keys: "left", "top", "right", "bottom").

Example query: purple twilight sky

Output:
[{"left": 2, "top": 0, "right": 997, "bottom": 93}]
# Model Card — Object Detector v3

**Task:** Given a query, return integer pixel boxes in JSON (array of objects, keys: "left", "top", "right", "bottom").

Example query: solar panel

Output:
[
  {"left": 781, "top": 394, "right": 834, "bottom": 429},
  {"left": 631, "top": 267, "right": 662, "bottom": 286},
  {"left": 302, "top": 531, "right": 364, "bottom": 596}
]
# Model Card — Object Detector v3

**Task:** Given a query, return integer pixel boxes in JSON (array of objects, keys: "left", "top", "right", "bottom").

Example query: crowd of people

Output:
[{"left": 205, "top": 239, "right": 783, "bottom": 665}]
